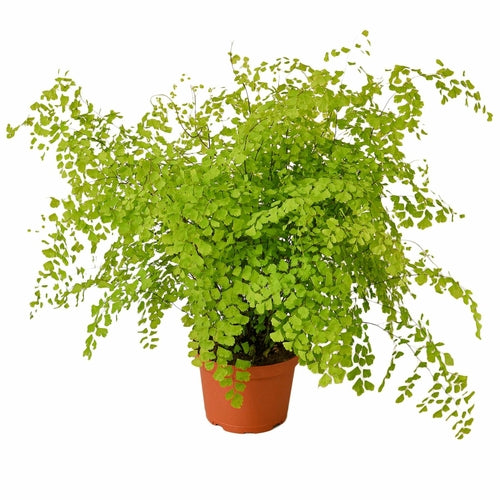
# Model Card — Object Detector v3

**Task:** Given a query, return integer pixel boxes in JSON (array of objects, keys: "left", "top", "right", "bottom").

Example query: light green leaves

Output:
[{"left": 9, "top": 34, "right": 489, "bottom": 437}]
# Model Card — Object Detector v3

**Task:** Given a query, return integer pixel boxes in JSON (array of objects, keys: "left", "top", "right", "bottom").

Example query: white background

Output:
[{"left": 1, "top": 1, "right": 498, "bottom": 499}]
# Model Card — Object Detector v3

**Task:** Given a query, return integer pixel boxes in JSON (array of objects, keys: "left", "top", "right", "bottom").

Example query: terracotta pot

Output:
[{"left": 200, "top": 356, "right": 298, "bottom": 433}]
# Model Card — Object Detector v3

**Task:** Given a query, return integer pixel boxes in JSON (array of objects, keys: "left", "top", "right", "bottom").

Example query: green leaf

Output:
[
  {"left": 448, "top": 283, "right": 463, "bottom": 299},
  {"left": 284, "top": 292, "right": 298, "bottom": 309},
  {"left": 43, "top": 261, "right": 54, "bottom": 272},
  {"left": 417, "top": 217, "right": 433, "bottom": 230},
  {"left": 235, "top": 371, "right": 250, "bottom": 382},
  {"left": 444, "top": 353, "right": 454, "bottom": 366},
  {"left": 42, "top": 248, "right": 57, "bottom": 258},
  {"left": 318, "top": 373, "right": 332, "bottom": 387},
  {"left": 96, "top": 327, "right": 108, "bottom": 337},
  {"left": 234, "top": 382, "right": 246, "bottom": 392},
  {"left": 297, "top": 306, "right": 309, "bottom": 319},
  {"left": 49, "top": 197, "right": 60, "bottom": 208},
  {"left": 230, "top": 393, "right": 244, "bottom": 409},
  {"left": 235, "top": 359, "right": 251, "bottom": 370},
  {"left": 219, "top": 377, "right": 233, "bottom": 388},
  {"left": 246, "top": 225, "right": 257, "bottom": 238},
  {"left": 437, "top": 67, "right": 454, "bottom": 78},
  {"left": 352, "top": 378, "right": 364, "bottom": 396},
  {"left": 270, "top": 331, "right": 284, "bottom": 342},
  {"left": 86, "top": 169, "right": 100, "bottom": 179},
  {"left": 415, "top": 274, "right": 428, "bottom": 286},
  {"left": 6, "top": 123, "right": 20, "bottom": 138},
  {"left": 214, "top": 366, "right": 231, "bottom": 382},
  {"left": 347, "top": 366, "right": 360, "bottom": 381},
  {"left": 330, "top": 366, "right": 346, "bottom": 384},
  {"left": 191, "top": 357, "right": 202, "bottom": 368}
]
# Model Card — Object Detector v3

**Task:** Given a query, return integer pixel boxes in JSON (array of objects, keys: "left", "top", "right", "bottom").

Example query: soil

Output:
[{"left": 234, "top": 342, "right": 297, "bottom": 367}]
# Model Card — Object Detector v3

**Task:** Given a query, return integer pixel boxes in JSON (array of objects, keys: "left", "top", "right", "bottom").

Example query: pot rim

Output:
[{"left": 202, "top": 355, "right": 298, "bottom": 379}]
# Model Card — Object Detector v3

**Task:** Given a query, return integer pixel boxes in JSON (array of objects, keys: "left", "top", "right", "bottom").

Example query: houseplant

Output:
[{"left": 7, "top": 32, "right": 491, "bottom": 437}]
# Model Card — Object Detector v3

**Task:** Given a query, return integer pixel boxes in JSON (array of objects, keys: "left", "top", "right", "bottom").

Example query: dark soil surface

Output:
[{"left": 235, "top": 343, "right": 297, "bottom": 366}]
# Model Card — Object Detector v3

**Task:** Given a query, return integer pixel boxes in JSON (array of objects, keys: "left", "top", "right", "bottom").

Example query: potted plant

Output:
[{"left": 7, "top": 32, "right": 491, "bottom": 437}]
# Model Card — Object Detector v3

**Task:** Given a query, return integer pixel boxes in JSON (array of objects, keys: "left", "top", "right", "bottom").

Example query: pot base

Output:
[{"left": 205, "top": 418, "right": 286, "bottom": 434}]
